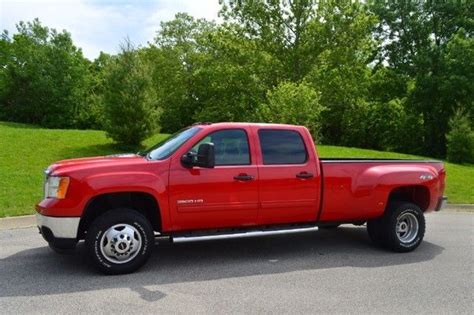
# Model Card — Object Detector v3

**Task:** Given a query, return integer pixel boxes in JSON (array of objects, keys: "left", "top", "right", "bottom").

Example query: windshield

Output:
[{"left": 141, "top": 127, "right": 201, "bottom": 160}]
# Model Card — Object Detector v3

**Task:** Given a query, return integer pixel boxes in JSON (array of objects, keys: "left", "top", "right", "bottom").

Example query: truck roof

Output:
[{"left": 192, "top": 122, "right": 306, "bottom": 129}]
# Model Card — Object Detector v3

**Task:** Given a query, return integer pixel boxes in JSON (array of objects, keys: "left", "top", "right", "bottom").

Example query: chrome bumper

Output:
[
  {"left": 36, "top": 213, "right": 80, "bottom": 239},
  {"left": 435, "top": 196, "right": 448, "bottom": 212}
]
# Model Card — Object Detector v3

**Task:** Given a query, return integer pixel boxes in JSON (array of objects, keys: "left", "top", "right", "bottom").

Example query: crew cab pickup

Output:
[{"left": 36, "top": 122, "right": 447, "bottom": 274}]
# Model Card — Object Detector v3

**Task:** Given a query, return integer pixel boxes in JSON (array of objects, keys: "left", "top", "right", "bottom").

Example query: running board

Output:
[{"left": 171, "top": 226, "right": 319, "bottom": 243}]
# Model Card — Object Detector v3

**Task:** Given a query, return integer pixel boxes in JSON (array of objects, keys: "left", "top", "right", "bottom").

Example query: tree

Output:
[
  {"left": 102, "top": 40, "right": 160, "bottom": 146},
  {"left": 191, "top": 24, "right": 272, "bottom": 123},
  {"left": 219, "top": 1, "right": 377, "bottom": 143},
  {"left": 75, "top": 52, "right": 112, "bottom": 129},
  {"left": 147, "top": 13, "right": 216, "bottom": 133},
  {"left": 304, "top": 2, "right": 377, "bottom": 144},
  {"left": 220, "top": 0, "right": 320, "bottom": 82},
  {"left": 0, "top": 19, "right": 90, "bottom": 128},
  {"left": 371, "top": 1, "right": 474, "bottom": 157},
  {"left": 440, "top": 29, "right": 474, "bottom": 119},
  {"left": 257, "top": 81, "right": 325, "bottom": 140},
  {"left": 446, "top": 109, "right": 474, "bottom": 164}
]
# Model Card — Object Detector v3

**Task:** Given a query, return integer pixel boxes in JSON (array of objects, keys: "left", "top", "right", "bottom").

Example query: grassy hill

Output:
[{"left": 1, "top": 122, "right": 472, "bottom": 217}]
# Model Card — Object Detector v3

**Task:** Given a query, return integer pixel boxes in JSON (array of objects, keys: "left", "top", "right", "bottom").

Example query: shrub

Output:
[
  {"left": 371, "top": 99, "right": 407, "bottom": 151},
  {"left": 256, "top": 82, "right": 325, "bottom": 140},
  {"left": 446, "top": 109, "right": 474, "bottom": 164},
  {"left": 341, "top": 99, "right": 407, "bottom": 151},
  {"left": 340, "top": 100, "right": 372, "bottom": 148}
]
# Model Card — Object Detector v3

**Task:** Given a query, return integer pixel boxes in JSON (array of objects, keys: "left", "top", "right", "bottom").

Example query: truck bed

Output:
[
  {"left": 320, "top": 158, "right": 441, "bottom": 163},
  {"left": 318, "top": 158, "right": 445, "bottom": 222}
]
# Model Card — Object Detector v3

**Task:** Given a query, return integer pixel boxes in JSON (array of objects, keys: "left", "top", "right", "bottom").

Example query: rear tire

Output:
[
  {"left": 85, "top": 208, "right": 154, "bottom": 275},
  {"left": 367, "top": 219, "right": 385, "bottom": 246},
  {"left": 385, "top": 203, "right": 425, "bottom": 252},
  {"left": 367, "top": 202, "right": 425, "bottom": 252}
]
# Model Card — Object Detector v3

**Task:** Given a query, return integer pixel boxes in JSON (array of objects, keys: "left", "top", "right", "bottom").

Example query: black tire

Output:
[
  {"left": 85, "top": 208, "right": 154, "bottom": 275},
  {"left": 367, "top": 202, "right": 425, "bottom": 252},
  {"left": 384, "top": 203, "right": 425, "bottom": 252},
  {"left": 367, "top": 219, "right": 385, "bottom": 246}
]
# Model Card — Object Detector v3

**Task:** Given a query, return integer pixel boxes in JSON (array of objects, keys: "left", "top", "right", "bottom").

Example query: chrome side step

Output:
[{"left": 172, "top": 226, "right": 319, "bottom": 243}]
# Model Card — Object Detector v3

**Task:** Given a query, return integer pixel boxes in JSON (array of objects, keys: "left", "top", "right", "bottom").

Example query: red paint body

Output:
[{"left": 36, "top": 123, "right": 446, "bottom": 234}]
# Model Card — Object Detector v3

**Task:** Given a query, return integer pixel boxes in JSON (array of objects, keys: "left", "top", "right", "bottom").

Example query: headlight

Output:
[{"left": 44, "top": 176, "right": 70, "bottom": 199}]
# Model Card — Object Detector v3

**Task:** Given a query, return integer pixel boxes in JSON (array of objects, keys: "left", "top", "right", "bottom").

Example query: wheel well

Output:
[
  {"left": 387, "top": 186, "right": 430, "bottom": 211},
  {"left": 78, "top": 192, "right": 161, "bottom": 239}
]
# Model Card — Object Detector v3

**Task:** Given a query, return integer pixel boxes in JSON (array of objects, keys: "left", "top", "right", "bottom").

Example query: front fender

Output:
[
  {"left": 37, "top": 171, "right": 170, "bottom": 228},
  {"left": 86, "top": 171, "right": 166, "bottom": 196},
  {"left": 84, "top": 171, "right": 170, "bottom": 229}
]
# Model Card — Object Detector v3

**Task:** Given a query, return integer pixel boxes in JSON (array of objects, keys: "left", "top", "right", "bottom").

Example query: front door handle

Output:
[
  {"left": 296, "top": 172, "right": 313, "bottom": 179},
  {"left": 234, "top": 174, "right": 254, "bottom": 181}
]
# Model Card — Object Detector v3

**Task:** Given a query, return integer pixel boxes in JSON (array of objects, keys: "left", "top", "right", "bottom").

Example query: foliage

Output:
[
  {"left": 102, "top": 41, "right": 160, "bottom": 145},
  {"left": 257, "top": 81, "right": 324, "bottom": 140},
  {"left": 76, "top": 52, "right": 112, "bottom": 129},
  {"left": 146, "top": 13, "right": 216, "bottom": 132},
  {"left": 1, "top": 0, "right": 473, "bottom": 159},
  {"left": 371, "top": 1, "right": 474, "bottom": 157},
  {"left": 305, "top": 2, "right": 377, "bottom": 144},
  {"left": 191, "top": 24, "right": 272, "bottom": 124},
  {"left": 0, "top": 19, "right": 90, "bottom": 128},
  {"left": 220, "top": 0, "right": 318, "bottom": 82},
  {"left": 446, "top": 110, "right": 474, "bottom": 164}
]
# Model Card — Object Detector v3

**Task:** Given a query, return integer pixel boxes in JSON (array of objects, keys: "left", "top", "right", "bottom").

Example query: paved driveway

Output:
[{"left": 0, "top": 211, "right": 472, "bottom": 314}]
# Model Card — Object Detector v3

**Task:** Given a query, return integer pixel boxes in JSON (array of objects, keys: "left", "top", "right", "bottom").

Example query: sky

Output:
[{"left": 0, "top": 0, "right": 220, "bottom": 60}]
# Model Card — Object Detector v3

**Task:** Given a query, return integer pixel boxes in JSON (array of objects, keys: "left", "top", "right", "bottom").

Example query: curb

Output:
[
  {"left": 0, "top": 204, "right": 473, "bottom": 230},
  {"left": 444, "top": 204, "right": 474, "bottom": 212},
  {"left": 0, "top": 215, "right": 36, "bottom": 230},
  {"left": 446, "top": 204, "right": 474, "bottom": 209}
]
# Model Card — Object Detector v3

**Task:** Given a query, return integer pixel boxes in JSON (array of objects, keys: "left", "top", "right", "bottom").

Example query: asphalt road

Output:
[{"left": 0, "top": 211, "right": 472, "bottom": 314}]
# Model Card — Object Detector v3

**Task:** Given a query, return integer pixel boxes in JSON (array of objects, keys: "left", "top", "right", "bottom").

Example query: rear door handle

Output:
[
  {"left": 234, "top": 174, "right": 254, "bottom": 181},
  {"left": 296, "top": 172, "right": 313, "bottom": 179}
]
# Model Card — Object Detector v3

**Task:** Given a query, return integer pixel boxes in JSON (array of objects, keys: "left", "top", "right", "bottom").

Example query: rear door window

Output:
[{"left": 258, "top": 129, "right": 307, "bottom": 165}]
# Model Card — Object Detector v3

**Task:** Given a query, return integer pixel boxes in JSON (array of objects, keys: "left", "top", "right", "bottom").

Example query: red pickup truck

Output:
[{"left": 36, "top": 122, "right": 447, "bottom": 274}]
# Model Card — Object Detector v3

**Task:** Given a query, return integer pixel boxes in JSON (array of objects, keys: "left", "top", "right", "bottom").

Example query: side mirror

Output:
[
  {"left": 196, "top": 143, "right": 215, "bottom": 168},
  {"left": 180, "top": 143, "right": 215, "bottom": 168},
  {"left": 180, "top": 152, "right": 194, "bottom": 168}
]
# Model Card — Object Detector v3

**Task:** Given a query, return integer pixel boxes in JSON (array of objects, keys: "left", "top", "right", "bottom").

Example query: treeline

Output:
[{"left": 0, "top": 1, "right": 473, "bottom": 162}]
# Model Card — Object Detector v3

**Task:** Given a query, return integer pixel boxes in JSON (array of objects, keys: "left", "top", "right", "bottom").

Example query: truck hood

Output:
[{"left": 46, "top": 154, "right": 149, "bottom": 175}]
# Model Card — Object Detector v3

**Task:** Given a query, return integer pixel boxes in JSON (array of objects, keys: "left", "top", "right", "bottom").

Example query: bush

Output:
[
  {"left": 340, "top": 100, "right": 372, "bottom": 148},
  {"left": 256, "top": 82, "right": 325, "bottom": 140},
  {"left": 446, "top": 110, "right": 474, "bottom": 164},
  {"left": 371, "top": 99, "right": 407, "bottom": 151},
  {"left": 341, "top": 99, "right": 407, "bottom": 151},
  {"left": 103, "top": 41, "right": 160, "bottom": 146}
]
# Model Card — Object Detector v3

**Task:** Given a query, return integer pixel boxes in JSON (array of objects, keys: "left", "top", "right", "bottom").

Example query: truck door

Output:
[
  {"left": 168, "top": 128, "right": 259, "bottom": 230},
  {"left": 255, "top": 128, "right": 321, "bottom": 225}
]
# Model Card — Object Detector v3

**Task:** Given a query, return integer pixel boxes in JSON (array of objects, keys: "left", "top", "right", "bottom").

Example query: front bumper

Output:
[
  {"left": 36, "top": 213, "right": 80, "bottom": 249},
  {"left": 435, "top": 196, "right": 448, "bottom": 212}
]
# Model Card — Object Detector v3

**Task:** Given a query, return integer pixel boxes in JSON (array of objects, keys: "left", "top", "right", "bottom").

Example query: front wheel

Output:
[
  {"left": 367, "top": 202, "right": 425, "bottom": 252},
  {"left": 85, "top": 208, "right": 154, "bottom": 275}
]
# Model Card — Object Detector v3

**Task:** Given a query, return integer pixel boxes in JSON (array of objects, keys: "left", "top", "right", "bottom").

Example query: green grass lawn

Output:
[{"left": 1, "top": 122, "right": 472, "bottom": 217}]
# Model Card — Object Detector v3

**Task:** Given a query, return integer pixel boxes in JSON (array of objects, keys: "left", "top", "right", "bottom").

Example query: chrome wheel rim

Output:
[
  {"left": 396, "top": 212, "right": 419, "bottom": 243},
  {"left": 100, "top": 224, "right": 142, "bottom": 264}
]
